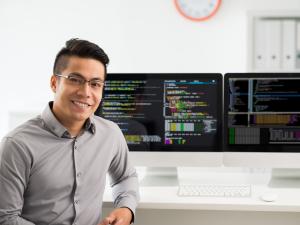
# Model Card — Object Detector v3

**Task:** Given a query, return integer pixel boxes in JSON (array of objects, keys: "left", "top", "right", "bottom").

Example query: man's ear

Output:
[{"left": 50, "top": 75, "right": 57, "bottom": 93}]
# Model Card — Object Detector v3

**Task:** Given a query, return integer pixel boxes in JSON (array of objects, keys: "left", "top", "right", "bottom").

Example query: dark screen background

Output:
[{"left": 95, "top": 73, "right": 222, "bottom": 152}]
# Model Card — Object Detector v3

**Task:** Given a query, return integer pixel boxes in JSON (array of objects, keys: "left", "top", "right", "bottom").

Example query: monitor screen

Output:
[
  {"left": 95, "top": 73, "right": 222, "bottom": 153},
  {"left": 224, "top": 73, "right": 300, "bottom": 153}
]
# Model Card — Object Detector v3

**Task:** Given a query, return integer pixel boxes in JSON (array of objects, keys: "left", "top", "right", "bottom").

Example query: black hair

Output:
[{"left": 53, "top": 38, "right": 109, "bottom": 77}]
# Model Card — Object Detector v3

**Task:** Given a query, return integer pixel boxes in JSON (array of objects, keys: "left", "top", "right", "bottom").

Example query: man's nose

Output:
[{"left": 77, "top": 82, "right": 91, "bottom": 97}]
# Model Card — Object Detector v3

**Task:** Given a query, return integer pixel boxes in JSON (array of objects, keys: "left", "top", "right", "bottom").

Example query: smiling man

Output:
[{"left": 0, "top": 39, "right": 140, "bottom": 225}]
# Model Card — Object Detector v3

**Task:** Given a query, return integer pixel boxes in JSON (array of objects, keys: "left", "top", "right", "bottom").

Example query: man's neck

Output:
[
  {"left": 51, "top": 105, "right": 86, "bottom": 137},
  {"left": 66, "top": 124, "right": 84, "bottom": 137},
  {"left": 58, "top": 118, "right": 85, "bottom": 137}
]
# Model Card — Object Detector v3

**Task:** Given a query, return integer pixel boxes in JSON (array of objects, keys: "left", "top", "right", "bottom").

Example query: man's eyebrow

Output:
[
  {"left": 70, "top": 72, "right": 104, "bottom": 81},
  {"left": 69, "top": 72, "right": 84, "bottom": 77}
]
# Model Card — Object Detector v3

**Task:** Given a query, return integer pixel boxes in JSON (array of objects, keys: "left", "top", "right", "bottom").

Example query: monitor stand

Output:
[
  {"left": 268, "top": 168, "right": 300, "bottom": 188},
  {"left": 139, "top": 167, "right": 178, "bottom": 186}
]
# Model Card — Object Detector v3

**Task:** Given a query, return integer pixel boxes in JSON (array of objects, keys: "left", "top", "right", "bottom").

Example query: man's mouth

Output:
[{"left": 72, "top": 100, "right": 91, "bottom": 109}]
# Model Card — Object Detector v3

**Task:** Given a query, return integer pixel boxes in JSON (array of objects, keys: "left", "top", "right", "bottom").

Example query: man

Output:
[{"left": 0, "top": 39, "right": 140, "bottom": 225}]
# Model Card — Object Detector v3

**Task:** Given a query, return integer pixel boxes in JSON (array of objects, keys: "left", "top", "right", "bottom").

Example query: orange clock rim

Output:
[{"left": 174, "top": 0, "right": 222, "bottom": 22}]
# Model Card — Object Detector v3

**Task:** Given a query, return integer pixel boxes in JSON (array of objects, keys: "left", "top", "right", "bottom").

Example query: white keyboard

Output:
[{"left": 178, "top": 184, "right": 251, "bottom": 197}]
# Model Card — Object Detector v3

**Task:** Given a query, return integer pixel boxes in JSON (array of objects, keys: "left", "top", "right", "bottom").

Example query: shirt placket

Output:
[{"left": 73, "top": 138, "right": 81, "bottom": 225}]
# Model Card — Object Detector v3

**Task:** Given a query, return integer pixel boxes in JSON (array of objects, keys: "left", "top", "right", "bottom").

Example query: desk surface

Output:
[{"left": 103, "top": 168, "right": 300, "bottom": 212}]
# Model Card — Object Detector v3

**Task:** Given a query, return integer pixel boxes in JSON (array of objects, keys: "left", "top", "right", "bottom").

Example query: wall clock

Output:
[{"left": 174, "top": 0, "right": 222, "bottom": 22}]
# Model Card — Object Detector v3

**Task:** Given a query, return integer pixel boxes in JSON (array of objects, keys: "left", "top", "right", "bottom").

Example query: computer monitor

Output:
[
  {"left": 223, "top": 73, "right": 300, "bottom": 187},
  {"left": 95, "top": 73, "right": 223, "bottom": 185}
]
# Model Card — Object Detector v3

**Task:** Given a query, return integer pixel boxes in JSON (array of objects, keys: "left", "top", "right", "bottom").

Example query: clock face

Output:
[{"left": 174, "top": 0, "right": 222, "bottom": 22}]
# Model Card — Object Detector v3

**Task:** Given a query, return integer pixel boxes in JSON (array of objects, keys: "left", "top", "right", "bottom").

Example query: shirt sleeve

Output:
[
  {"left": 108, "top": 128, "right": 140, "bottom": 222},
  {"left": 0, "top": 137, "right": 35, "bottom": 225}
]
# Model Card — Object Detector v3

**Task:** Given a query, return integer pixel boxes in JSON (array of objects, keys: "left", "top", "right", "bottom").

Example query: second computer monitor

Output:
[{"left": 224, "top": 73, "right": 300, "bottom": 168}]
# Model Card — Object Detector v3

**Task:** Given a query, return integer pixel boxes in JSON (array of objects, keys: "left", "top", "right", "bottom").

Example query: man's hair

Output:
[{"left": 53, "top": 38, "right": 110, "bottom": 77}]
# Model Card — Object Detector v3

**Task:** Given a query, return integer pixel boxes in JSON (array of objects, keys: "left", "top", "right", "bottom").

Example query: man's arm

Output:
[
  {"left": 104, "top": 129, "right": 140, "bottom": 224},
  {"left": 0, "top": 137, "right": 35, "bottom": 225}
]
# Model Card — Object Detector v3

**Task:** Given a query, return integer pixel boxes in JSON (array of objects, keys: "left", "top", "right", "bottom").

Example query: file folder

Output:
[
  {"left": 265, "top": 20, "right": 281, "bottom": 70},
  {"left": 253, "top": 19, "right": 267, "bottom": 70},
  {"left": 282, "top": 20, "right": 296, "bottom": 70},
  {"left": 296, "top": 21, "right": 300, "bottom": 69}
]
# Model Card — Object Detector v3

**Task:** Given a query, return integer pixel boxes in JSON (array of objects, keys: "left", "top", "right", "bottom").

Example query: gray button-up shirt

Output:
[{"left": 0, "top": 102, "right": 139, "bottom": 225}]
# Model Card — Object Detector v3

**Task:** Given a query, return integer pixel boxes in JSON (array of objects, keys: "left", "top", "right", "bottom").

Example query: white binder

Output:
[
  {"left": 296, "top": 21, "right": 300, "bottom": 69},
  {"left": 282, "top": 20, "right": 296, "bottom": 70},
  {"left": 253, "top": 19, "right": 267, "bottom": 70},
  {"left": 265, "top": 20, "right": 281, "bottom": 70}
]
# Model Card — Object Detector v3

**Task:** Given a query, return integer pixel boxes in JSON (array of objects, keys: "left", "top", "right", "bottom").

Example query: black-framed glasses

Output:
[{"left": 55, "top": 73, "right": 105, "bottom": 90}]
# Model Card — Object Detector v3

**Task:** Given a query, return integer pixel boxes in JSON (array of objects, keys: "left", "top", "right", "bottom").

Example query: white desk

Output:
[{"left": 103, "top": 168, "right": 300, "bottom": 225}]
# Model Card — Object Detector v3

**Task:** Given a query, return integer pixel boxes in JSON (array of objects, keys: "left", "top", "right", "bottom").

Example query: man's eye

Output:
[
  {"left": 91, "top": 82, "right": 102, "bottom": 88},
  {"left": 69, "top": 77, "right": 82, "bottom": 84}
]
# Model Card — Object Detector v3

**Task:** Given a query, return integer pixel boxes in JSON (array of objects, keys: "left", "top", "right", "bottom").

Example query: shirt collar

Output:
[
  {"left": 41, "top": 101, "right": 96, "bottom": 138},
  {"left": 85, "top": 115, "right": 96, "bottom": 134}
]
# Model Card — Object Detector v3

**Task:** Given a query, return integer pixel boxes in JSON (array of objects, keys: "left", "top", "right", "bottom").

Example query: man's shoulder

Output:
[{"left": 5, "top": 115, "right": 43, "bottom": 141}]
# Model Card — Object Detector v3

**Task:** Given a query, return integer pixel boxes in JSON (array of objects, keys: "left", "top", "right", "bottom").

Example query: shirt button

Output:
[
  {"left": 74, "top": 146, "right": 77, "bottom": 150},
  {"left": 77, "top": 172, "right": 82, "bottom": 177},
  {"left": 75, "top": 200, "right": 79, "bottom": 204}
]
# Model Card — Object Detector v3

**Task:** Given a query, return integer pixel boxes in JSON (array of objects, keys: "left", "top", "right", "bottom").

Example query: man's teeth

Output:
[{"left": 73, "top": 101, "right": 90, "bottom": 108}]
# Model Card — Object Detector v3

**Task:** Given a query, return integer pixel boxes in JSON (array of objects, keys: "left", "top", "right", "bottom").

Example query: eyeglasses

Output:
[{"left": 55, "top": 73, "right": 105, "bottom": 90}]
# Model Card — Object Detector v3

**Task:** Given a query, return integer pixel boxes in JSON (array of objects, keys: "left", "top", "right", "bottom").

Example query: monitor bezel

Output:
[{"left": 97, "top": 73, "right": 223, "bottom": 152}]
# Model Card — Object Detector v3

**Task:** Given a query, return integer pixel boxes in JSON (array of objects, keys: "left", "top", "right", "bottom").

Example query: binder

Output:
[
  {"left": 282, "top": 20, "right": 296, "bottom": 70},
  {"left": 265, "top": 20, "right": 281, "bottom": 70},
  {"left": 253, "top": 19, "right": 267, "bottom": 70},
  {"left": 296, "top": 21, "right": 300, "bottom": 69}
]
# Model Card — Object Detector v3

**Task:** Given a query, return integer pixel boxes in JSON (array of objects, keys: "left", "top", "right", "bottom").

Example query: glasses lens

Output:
[
  {"left": 68, "top": 75, "right": 84, "bottom": 85},
  {"left": 90, "top": 80, "right": 103, "bottom": 88}
]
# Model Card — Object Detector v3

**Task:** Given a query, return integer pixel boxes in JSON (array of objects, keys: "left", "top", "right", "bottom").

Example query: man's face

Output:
[{"left": 51, "top": 56, "right": 105, "bottom": 125}]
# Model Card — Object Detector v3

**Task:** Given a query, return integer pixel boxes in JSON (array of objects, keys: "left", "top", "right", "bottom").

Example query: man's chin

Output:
[{"left": 72, "top": 113, "right": 91, "bottom": 122}]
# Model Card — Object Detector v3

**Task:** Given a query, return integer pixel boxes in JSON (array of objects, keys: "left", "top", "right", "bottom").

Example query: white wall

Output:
[{"left": 1, "top": 0, "right": 300, "bottom": 138}]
